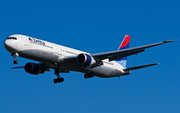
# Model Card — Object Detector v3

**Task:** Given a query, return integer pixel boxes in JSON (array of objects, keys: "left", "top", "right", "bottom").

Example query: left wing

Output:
[
  {"left": 11, "top": 63, "right": 69, "bottom": 74},
  {"left": 91, "top": 40, "right": 176, "bottom": 61}
]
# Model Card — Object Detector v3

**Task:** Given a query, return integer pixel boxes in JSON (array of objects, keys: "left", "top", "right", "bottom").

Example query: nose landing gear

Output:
[
  {"left": 13, "top": 60, "right": 19, "bottom": 64},
  {"left": 12, "top": 53, "right": 19, "bottom": 64}
]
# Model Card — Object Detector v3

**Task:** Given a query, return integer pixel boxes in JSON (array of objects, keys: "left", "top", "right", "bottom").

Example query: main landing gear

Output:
[
  {"left": 12, "top": 53, "right": 19, "bottom": 64},
  {"left": 54, "top": 69, "right": 64, "bottom": 84},
  {"left": 54, "top": 77, "right": 64, "bottom": 84},
  {"left": 84, "top": 72, "right": 94, "bottom": 79}
]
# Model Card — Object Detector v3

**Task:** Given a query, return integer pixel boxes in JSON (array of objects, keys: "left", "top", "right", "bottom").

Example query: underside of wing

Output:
[{"left": 11, "top": 62, "right": 70, "bottom": 74}]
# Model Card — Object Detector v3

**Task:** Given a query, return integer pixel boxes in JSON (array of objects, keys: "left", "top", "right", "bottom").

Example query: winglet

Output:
[{"left": 163, "top": 40, "right": 178, "bottom": 43}]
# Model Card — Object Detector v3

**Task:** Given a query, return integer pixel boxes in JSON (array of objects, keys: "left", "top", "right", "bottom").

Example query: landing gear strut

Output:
[
  {"left": 53, "top": 69, "right": 64, "bottom": 84},
  {"left": 12, "top": 53, "right": 19, "bottom": 64}
]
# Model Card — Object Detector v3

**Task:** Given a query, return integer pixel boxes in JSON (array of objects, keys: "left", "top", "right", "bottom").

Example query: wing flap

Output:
[{"left": 108, "top": 48, "right": 145, "bottom": 61}]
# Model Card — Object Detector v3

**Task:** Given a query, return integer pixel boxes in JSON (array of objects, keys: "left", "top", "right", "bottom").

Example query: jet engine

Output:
[
  {"left": 77, "top": 53, "right": 96, "bottom": 66},
  {"left": 24, "top": 63, "right": 45, "bottom": 75}
]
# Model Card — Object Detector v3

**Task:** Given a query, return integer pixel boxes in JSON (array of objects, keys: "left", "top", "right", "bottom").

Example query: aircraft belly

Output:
[
  {"left": 90, "top": 65, "right": 123, "bottom": 78},
  {"left": 18, "top": 49, "right": 59, "bottom": 65},
  {"left": 18, "top": 49, "right": 124, "bottom": 78}
]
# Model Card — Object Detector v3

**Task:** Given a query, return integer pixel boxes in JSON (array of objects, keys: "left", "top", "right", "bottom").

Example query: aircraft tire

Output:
[
  {"left": 60, "top": 77, "right": 64, "bottom": 82},
  {"left": 84, "top": 74, "right": 88, "bottom": 79},
  {"left": 13, "top": 60, "right": 18, "bottom": 64},
  {"left": 84, "top": 73, "right": 94, "bottom": 79},
  {"left": 54, "top": 79, "right": 58, "bottom": 84},
  {"left": 54, "top": 77, "right": 64, "bottom": 84}
]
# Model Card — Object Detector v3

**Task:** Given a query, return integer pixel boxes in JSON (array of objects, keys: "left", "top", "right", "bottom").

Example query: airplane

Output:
[{"left": 4, "top": 34, "right": 176, "bottom": 84}]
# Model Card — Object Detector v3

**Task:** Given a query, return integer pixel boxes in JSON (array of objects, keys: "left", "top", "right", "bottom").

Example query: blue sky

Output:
[{"left": 0, "top": 0, "right": 180, "bottom": 113}]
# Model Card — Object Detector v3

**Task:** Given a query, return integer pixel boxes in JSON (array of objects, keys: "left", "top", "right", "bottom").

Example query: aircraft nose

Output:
[
  {"left": 4, "top": 39, "right": 10, "bottom": 49},
  {"left": 4, "top": 39, "right": 16, "bottom": 53}
]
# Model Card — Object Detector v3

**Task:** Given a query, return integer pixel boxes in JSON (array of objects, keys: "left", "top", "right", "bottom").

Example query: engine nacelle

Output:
[
  {"left": 77, "top": 53, "right": 96, "bottom": 66},
  {"left": 24, "top": 63, "right": 44, "bottom": 75}
]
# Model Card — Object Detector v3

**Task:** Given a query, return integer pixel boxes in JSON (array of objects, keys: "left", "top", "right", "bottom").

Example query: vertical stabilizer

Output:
[{"left": 115, "top": 35, "right": 131, "bottom": 68}]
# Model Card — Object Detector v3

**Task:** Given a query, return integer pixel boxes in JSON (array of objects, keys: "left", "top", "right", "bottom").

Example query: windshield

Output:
[{"left": 7, "top": 37, "right": 17, "bottom": 40}]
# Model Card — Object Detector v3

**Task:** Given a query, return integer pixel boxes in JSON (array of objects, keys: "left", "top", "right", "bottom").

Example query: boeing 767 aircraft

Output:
[{"left": 4, "top": 34, "right": 176, "bottom": 84}]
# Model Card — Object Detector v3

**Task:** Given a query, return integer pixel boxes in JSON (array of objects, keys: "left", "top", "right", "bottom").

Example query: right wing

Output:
[{"left": 91, "top": 40, "right": 177, "bottom": 61}]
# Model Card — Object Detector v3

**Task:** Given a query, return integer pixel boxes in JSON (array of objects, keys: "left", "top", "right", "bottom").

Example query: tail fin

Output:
[{"left": 115, "top": 35, "right": 131, "bottom": 68}]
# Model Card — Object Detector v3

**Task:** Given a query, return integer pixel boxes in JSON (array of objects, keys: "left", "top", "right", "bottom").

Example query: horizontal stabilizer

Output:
[
  {"left": 11, "top": 66, "right": 24, "bottom": 69},
  {"left": 123, "top": 63, "right": 159, "bottom": 71}
]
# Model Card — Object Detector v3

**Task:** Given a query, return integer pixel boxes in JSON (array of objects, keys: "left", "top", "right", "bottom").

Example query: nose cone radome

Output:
[
  {"left": 4, "top": 39, "right": 16, "bottom": 53},
  {"left": 4, "top": 39, "right": 9, "bottom": 49}
]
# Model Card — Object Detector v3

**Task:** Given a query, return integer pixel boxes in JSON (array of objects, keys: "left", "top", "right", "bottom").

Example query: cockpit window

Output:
[{"left": 7, "top": 37, "right": 17, "bottom": 40}]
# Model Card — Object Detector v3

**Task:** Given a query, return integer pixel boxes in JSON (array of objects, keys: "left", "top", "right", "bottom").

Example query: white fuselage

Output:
[{"left": 4, "top": 34, "right": 126, "bottom": 78}]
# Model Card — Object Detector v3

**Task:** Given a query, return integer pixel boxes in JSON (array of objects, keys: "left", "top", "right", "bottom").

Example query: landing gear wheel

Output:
[
  {"left": 84, "top": 74, "right": 88, "bottom": 79},
  {"left": 54, "top": 79, "right": 58, "bottom": 84},
  {"left": 53, "top": 77, "right": 64, "bottom": 84},
  {"left": 60, "top": 77, "right": 64, "bottom": 82},
  {"left": 12, "top": 53, "right": 19, "bottom": 64},
  {"left": 13, "top": 60, "right": 18, "bottom": 64},
  {"left": 84, "top": 73, "right": 94, "bottom": 79}
]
